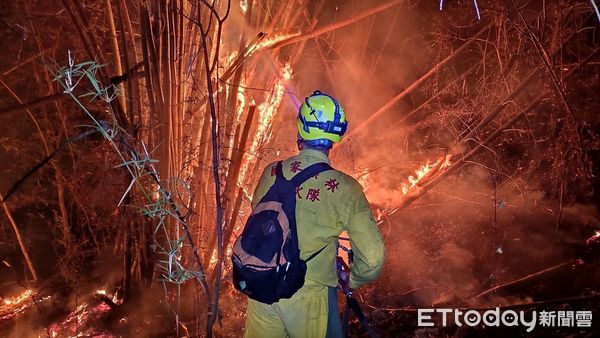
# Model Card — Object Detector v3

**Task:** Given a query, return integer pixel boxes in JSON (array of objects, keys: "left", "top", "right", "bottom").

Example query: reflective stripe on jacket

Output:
[{"left": 251, "top": 149, "right": 385, "bottom": 289}]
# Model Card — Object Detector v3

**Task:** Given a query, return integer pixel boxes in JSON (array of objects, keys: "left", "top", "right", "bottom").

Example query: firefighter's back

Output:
[{"left": 252, "top": 148, "right": 372, "bottom": 288}]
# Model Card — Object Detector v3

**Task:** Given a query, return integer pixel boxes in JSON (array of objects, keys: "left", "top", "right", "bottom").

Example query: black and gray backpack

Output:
[{"left": 231, "top": 161, "right": 331, "bottom": 304}]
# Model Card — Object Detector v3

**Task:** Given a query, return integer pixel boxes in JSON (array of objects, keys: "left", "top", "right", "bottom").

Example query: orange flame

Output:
[
  {"left": 401, "top": 155, "right": 451, "bottom": 195},
  {"left": 3, "top": 289, "right": 33, "bottom": 306},
  {"left": 235, "top": 77, "right": 247, "bottom": 123},
  {"left": 238, "top": 63, "right": 292, "bottom": 188}
]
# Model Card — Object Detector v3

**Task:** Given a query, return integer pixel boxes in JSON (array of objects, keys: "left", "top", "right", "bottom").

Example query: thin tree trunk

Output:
[
  {"left": 56, "top": 177, "right": 72, "bottom": 247},
  {"left": 0, "top": 194, "right": 38, "bottom": 281},
  {"left": 199, "top": 18, "right": 224, "bottom": 338},
  {"left": 105, "top": 0, "right": 127, "bottom": 111}
]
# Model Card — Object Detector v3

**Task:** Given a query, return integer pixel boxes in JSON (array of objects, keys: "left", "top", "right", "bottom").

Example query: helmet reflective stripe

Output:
[{"left": 296, "top": 90, "right": 348, "bottom": 147}]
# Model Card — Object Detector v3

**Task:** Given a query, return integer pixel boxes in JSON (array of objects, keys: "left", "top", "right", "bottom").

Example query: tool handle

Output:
[{"left": 336, "top": 256, "right": 352, "bottom": 295}]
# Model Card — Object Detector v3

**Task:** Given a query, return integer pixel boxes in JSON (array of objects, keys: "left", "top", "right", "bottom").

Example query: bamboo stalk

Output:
[
  {"left": 199, "top": 14, "right": 224, "bottom": 337},
  {"left": 119, "top": 0, "right": 144, "bottom": 131},
  {"left": 55, "top": 177, "right": 72, "bottom": 248},
  {"left": 97, "top": 0, "right": 143, "bottom": 292},
  {"left": 105, "top": 0, "right": 127, "bottom": 111},
  {"left": 0, "top": 194, "right": 38, "bottom": 281},
  {"left": 221, "top": 21, "right": 249, "bottom": 165},
  {"left": 116, "top": 0, "right": 135, "bottom": 124},
  {"left": 164, "top": 1, "right": 176, "bottom": 179},
  {"left": 195, "top": 112, "right": 212, "bottom": 248},
  {"left": 205, "top": 105, "right": 256, "bottom": 266},
  {"left": 61, "top": 0, "right": 129, "bottom": 128},
  {"left": 176, "top": 1, "right": 185, "bottom": 176},
  {"left": 225, "top": 187, "right": 244, "bottom": 249}
]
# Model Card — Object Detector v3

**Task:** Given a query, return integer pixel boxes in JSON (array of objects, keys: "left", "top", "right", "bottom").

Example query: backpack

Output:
[{"left": 231, "top": 161, "right": 332, "bottom": 304}]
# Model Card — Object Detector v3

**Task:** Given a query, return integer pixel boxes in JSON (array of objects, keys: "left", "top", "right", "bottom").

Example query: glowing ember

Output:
[
  {"left": 376, "top": 206, "right": 399, "bottom": 225},
  {"left": 356, "top": 170, "right": 369, "bottom": 192},
  {"left": 3, "top": 289, "right": 33, "bottom": 306},
  {"left": 45, "top": 301, "right": 114, "bottom": 337},
  {"left": 586, "top": 230, "right": 600, "bottom": 246},
  {"left": 1, "top": 289, "right": 49, "bottom": 321},
  {"left": 375, "top": 208, "right": 384, "bottom": 222},
  {"left": 95, "top": 288, "right": 122, "bottom": 305}
]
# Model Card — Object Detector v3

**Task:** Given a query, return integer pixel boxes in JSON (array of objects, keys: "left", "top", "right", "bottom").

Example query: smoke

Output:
[{"left": 363, "top": 153, "right": 599, "bottom": 309}]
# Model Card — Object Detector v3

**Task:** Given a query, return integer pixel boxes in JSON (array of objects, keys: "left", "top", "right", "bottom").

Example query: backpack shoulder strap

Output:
[
  {"left": 290, "top": 162, "right": 332, "bottom": 186},
  {"left": 274, "top": 161, "right": 284, "bottom": 180},
  {"left": 305, "top": 244, "right": 328, "bottom": 262}
]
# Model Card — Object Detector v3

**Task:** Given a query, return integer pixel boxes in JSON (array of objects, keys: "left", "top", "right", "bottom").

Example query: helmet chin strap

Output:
[{"left": 297, "top": 134, "right": 334, "bottom": 150}]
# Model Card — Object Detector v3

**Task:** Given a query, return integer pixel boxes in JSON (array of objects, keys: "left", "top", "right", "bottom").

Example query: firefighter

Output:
[{"left": 243, "top": 90, "right": 385, "bottom": 338}]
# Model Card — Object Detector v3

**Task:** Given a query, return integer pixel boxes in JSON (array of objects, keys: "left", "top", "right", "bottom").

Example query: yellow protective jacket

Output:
[{"left": 251, "top": 149, "right": 385, "bottom": 289}]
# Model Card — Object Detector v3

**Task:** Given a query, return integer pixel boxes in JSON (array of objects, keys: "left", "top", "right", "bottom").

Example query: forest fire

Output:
[
  {"left": 374, "top": 155, "right": 453, "bottom": 223},
  {"left": 400, "top": 155, "right": 452, "bottom": 195},
  {"left": 588, "top": 230, "right": 600, "bottom": 246},
  {"left": 0, "top": 1, "right": 599, "bottom": 337},
  {"left": 238, "top": 62, "right": 292, "bottom": 188},
  {"left": 1, "top": 289, "right": 36, "bottom": 321}
]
